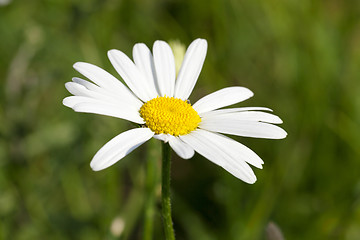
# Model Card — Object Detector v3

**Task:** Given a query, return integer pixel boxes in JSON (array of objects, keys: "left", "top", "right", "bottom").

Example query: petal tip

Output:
[
  {"left": 73, "top": 62, "right": 82, "bottom": 70},
  {"left": 107, "top": 49, "right": 120, "bottom": 59},
  {"left": 153, "top": 40, "right": 171, "bottom": 50},
  {"left": 276, "top": 117, "right": 284, "bottom": 124},
  {"left": 245, "top": 88, "right": 254, "bottom": 98},
  {"left": 275, "top": 127, "right": 288, "bottom": 139},
  {"left": 154, "top": 39, "right": 165, "bottom": 45},
  {"left": 247, "top": 178, "right": 257, "bottom": 184},
  {"left": 199, "top": 38, "right": 208, "bottom": 47},
  {"left": 281, "top": 130, "right": 288, "bottom": 139},
  {"left": 133, "top": 42, "right": 146, "bottom": 48},
  {"left": 62, "top": 98, "right": 73, "bottom": 108},
  {"left": 179, "top": 150, "right": 195, "bottom": 160},
  {"left": 90, "top": 161, "right": 102, "bottom": 171}
]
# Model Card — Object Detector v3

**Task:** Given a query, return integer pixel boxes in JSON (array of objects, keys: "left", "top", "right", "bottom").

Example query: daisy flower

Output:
[{"left": 63, "top": 38, "right": 287, "bottom": 184}]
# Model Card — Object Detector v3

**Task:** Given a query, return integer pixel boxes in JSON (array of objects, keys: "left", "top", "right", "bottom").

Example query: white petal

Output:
[
  {"left": 180, "top": 129, "right": 257, "bottom": 183},
  {"left": 65, "top": 78, "right": 142, "bottom": 111},
  {"left": 153, "top": 134, "right": 171, "bottom": 143},
  {"left": 63, "top": 95, "right": 97, "bottom": 108},
  {"left": 211, "top": 133, "right": 264, "bottom": 168},
  {"left": 70, "top": 77, "right": 143, "bottom": 110},
  {"left": 63, "top": 96, "right": 144, "bottom": 124},
  {"left": 108, "top": 49, "right": 155, "bottom": 102},
  {"left": 153, "top": 40, "right": 176, "bottom": 97},
  {"left": 201, "top": 111, "right": 283, "bottom": 124},
  {"left": 179, "top": 130, "right": 222, "bottom": 167},
  {"left": 174, "top": 39, "right": 207, "bottom": 100},
  {"left": 72, "top": 77, "right": 100, "bottom": 91},
  {"left": 199, "top": 107, "right": 273, "bottom": 118},
  {"left": 133, "top": 43, "right": 160, "bottom": 97},
  {"left": 168, "top": 136, "right": 195, "bottom": 159},
  {"left": 74, "top": 103, "right": 144, "bottom": 124},
  {"left": 90, "top": 128, "right": 154, "bottom": 171},
  {"left": 73, "top": 62, "right": 141, "bottom": 106},
  {"left": 65, "top": 81, "right": 139, "bottom": 110},
  {"left": 192, "top": 87, "right": 254, "bottom": 114},
  {"left": 65, "top": 82, "right": 88, "bottom": 97},
  {"left": 199, "top": 119, "right": 287, "bottom": 139}
]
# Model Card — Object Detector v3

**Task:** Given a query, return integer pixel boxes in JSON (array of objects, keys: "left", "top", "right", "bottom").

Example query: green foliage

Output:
[{"left": 1, "top": 0, "right": 360, "bottom": 239}]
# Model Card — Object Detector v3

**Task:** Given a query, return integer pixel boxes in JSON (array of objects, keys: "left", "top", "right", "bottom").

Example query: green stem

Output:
[
  {"left": 143, "top": 139, "right": 158, "bottom": 240},
  {"left": 161, "top": 142, "right": 175, "bottom": 240}
]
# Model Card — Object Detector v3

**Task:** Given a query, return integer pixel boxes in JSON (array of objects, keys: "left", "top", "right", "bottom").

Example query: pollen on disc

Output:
[{"left": 139, "top": 96, "right": 201, "bottom": 136}]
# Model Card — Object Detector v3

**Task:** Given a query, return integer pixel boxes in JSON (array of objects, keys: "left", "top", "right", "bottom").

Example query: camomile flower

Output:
[{"left": 63, "top": 38, "right": 287, "bottom": 184}]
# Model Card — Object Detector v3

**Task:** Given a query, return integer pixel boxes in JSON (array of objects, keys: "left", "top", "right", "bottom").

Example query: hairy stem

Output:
[
  {"left": 143, "top": 139, "right": 158, "bottom": 240},
  {"left": 161, "top": 142, "right": 175, "bottom": 240}
]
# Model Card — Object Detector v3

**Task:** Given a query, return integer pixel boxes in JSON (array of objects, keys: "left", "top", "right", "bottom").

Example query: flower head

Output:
[{"left": 63, "top": 39, "right": 287, "bottom": 184}]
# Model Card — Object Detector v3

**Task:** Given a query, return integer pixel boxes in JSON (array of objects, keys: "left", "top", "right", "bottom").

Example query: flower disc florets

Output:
[{"left": 140, "top": 96, "right": 201, "bottom": 136}]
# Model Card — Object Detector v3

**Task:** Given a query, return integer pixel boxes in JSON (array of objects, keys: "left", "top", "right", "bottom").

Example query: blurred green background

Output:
[{"left": 1, "top": 0, "right": 360, "bottom": 239}]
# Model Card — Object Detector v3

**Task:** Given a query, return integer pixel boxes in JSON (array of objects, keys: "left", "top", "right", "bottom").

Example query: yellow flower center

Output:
[{"left": 139, "top": 96, "right": 201, "bottom": 136}]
